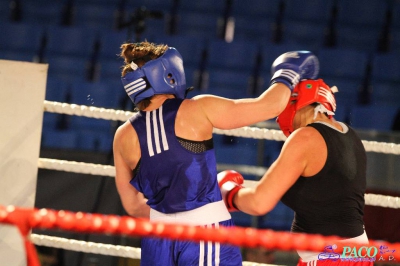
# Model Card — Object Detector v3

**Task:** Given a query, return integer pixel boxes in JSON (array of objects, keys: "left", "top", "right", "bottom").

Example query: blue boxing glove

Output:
[{"left": 270, "top": 51, "right": 319, "bottom": 90}]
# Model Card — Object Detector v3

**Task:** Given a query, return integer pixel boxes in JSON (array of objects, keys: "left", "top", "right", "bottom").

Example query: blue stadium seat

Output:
[
  {"left": 95, "top": 30, "right": 127, "bottom": 80},
  {"left": 336, "top": 0, "right": 388, "bottom": 30},
  {"left": 348, "top": 105, "right": 399, "bottom": 131},
  {"left": 142, "top": 0, "right": 173, "bottom": 11},
  {"left": 97, "top": 59, "right": 123, "bottom": 82},
  {"left": 114, "top": 2, "right": 166, "bottom": 39},
  {"left": 73, "top": 0, "right": 128, "bottom": 6},
  {"left": 46, "top": 55, "right": 90, "bottom": 83},
  {"left": 263, "top": 139, "right": 283, "bottom": 167},
  {"left": 142, "top": 15, "right": 170, "bottom": 37},
  {"left": 176, "top": 12, "right": 222, "bottom": 39},
  {"left": 0, "top": 1, "right": 9, "bottom": 22},
  {"left": 322, "top": 77, "right": 361, "bottom": 108},
  {"left": 44, "top": 77, "right": 70, "bottom": 103},
  {"left": 22, "top": 1, "right": 63, "bottom": 26},
  {"left": 233, "top": 16, "right": 273, "bottom": 43},
  {"left": 282, "top": 20, "right": 325, "bottom": 50},
  {"left": 98, "top": 29, "right": 132, "bottom": 62},
  {"left": 392, "top": 29, "right": 400, "bottom": 53},
  {"left": 68, "top": 81, "right": 120, "bottom": 133},
  {"left": 184, "top": 65, "right": 201, "bottom": 90},
  {"left": 371, "top": 52, "right": 400, "bottom": 83},
  {"left": 214, "top": 135, "right": 260, "bottom": 166},
  {"left": 44, "top": 25, "right": 97, "bottom": 59},
  {"left": 73, "top": 3, "right": 117, "bottom": 30},
  {"left": 370, "top": 82, "right": 400, "bottom": 106},
  {"left": 124, "top": 0, "right": 146, "bottom": 10},
  {"left": 69, "top": 81, "right": 120, "bottom": 109},
  {"left": 393, "top": 1, "right": 400, "bottom": 30},
  {"left": 317, "top": 48, "right": 369, "bottom": 80},
  {"left": 0, "top": 51, "right": 37, "bottom": 62},
  {"left": 96, "top": 29, "right": 129, "bottom": 82},
  {"left": 231, "top": 0, "right": 281, "bottom": 19},
  {"left": 206, "top": 69, "right": 252, "bottom": 96},
  {"left": 0, "top": 22, "right": 44, "bottom": 57},
  {"left": 260, "top": 42, "right": 307, "bottom": 74},
  {"left": 43, "top": 77, "right": 71, "bottom": 130},
  {"left": 336, "top": 24, "right": 381, "bottom": 53},
  {"left": 41, "top": 129, "right": 79, "bottom": 150},
  {"left": 333, "top": 105, "right": 349, "bottom": 124},
  {"left": 103, "top": 79, "right": 127, "bottom": 109},
  {"left": 206, "top": 39, "right": 259, "bottom": 72},
  {"left": 203, "top": 40, "right": 260, "bottom": 95},
  {"left": 178, "top": 0, "right": 225, "bottom": 15},
  {"left": 283, "top": 0, "right": 334, "bottom": 24},
  {"left": 153, "top": 34, "right": 206, "bottom": 69},
  {"left": 77, "top": 130, "right": 114, "bottom": 152}
]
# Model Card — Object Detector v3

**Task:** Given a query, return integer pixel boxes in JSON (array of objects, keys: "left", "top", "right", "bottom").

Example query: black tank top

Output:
[{"left": 281, "top": 122, "right": 367, "bottom": 238}]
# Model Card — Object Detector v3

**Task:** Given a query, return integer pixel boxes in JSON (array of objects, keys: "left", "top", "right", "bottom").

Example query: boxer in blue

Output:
[{"left": 113, "top": 41, "right": 319, "bottom": 265}]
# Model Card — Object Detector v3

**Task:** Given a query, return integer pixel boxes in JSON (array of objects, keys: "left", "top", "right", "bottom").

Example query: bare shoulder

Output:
[
  {"left": 191, "top": 94, "right": 216, "bottom": 101},
  {"left": 189, "top": 94, "right": 228, "bottom": 106},
  {"left": 179, "top": 96, "right": 212, "bottom": 119},
  {"left": 114, "top": 120, "right": 137, "bottom": 147},
  {"left": 277, "top": 126, "right": 327, "bottom": 177},
  {"left": 185, "top": 94, "right": 233, "bottom": 118},
  {"left": 281, "top": 126, "right": 326, "bottom": 156},
  {"left": 185, "top": 94, "right": 214, "bottom": 106},
  {"left": 294, "top": 125, "right": 320, "bottom": 136},
  {"left": 113, "top": 119, "right": 140, "bottom": 169},
  {"left": 176, "top": 97, "right": 214, "bottom": 140}
]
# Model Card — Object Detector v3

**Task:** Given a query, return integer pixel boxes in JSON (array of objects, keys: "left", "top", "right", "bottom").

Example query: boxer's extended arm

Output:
[
  {"left": 192, "top": 51, "right": 320, "bottom": 130},
  {"left": 233, "top": 127, "right": 324, "bottom": 215}
]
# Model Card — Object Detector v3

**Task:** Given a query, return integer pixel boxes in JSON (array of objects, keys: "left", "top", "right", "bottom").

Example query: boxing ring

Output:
[
  {"left": 1, "top": 60, "right": 400, "bottom": 265},
  {"left": 3, "top": 101, "right": 399, "bottom": 265}
]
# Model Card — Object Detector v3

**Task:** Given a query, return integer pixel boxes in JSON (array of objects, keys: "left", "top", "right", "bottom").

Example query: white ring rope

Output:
[
  {"left": 38, "top": 158, "right": 115, "bottom": 177},
  {"left": 38, "top": 158, "right": 400, "bottom": 209},
  {"left": 44, "top": 100, "right": 133, "bottom": 122},
  {"left": 31, "top": 234, "right": 141, "bottom": 259},
  {"left": 363, "top": 193, "right": 400, "bottom": 209},
  {"left": 30, "top": 234, "right": 275, "bottom": 266},
  {"left": 38, "top": 158, "right": 269, "bottom": 178},
  {"left": 43, "top": 101, "right": 400, "bottom": 155}
]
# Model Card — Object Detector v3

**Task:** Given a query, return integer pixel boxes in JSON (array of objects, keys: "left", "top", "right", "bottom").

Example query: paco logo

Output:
[{"left": 318, "top": 245, "right": 396, "bottom": 262}]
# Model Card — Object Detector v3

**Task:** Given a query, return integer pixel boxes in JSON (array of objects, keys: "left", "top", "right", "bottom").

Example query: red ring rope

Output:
[{"left": 1, "top": 205, "right": 399, "bottom": 265}]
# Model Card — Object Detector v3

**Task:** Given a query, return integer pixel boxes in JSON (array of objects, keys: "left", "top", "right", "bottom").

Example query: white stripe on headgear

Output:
[{"left": 313, "top": 104, "right": 335, "bottom": 120}]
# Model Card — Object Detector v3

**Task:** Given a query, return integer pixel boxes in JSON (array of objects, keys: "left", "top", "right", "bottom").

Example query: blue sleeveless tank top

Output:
[{"left": 129, "top": 98, "right": 222, "bottom": 213}]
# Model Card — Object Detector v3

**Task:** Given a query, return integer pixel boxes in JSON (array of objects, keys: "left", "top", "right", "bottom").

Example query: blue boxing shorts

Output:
[{"left": 140, "top": 219, "right": 242, "bottom": 266}]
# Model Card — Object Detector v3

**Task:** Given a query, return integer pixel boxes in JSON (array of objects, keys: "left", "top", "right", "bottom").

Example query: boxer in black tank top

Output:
[
  {"left": 282, "top": 122, "right": 366, "bottom": 238},
  {"left": 218, "top": 79, "right": 372, "bottom": 265}
]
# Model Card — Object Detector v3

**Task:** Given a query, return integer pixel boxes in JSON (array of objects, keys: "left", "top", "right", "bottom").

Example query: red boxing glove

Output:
[{"left": 217, "top": 170, "right": 244, "bottom": 212}]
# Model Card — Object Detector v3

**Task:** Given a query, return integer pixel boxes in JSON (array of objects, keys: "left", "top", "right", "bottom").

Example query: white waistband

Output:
[
  {"left": 297, "top": 231, "right": 369, "bottom": 262},
  {"left": 150, "top": 200, "right": 231, "bottom": 226}
]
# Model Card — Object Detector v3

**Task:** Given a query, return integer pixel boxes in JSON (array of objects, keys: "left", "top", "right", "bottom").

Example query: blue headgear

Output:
[{"left": 121, "top": 47, "right": 187, "bottom": 105}]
